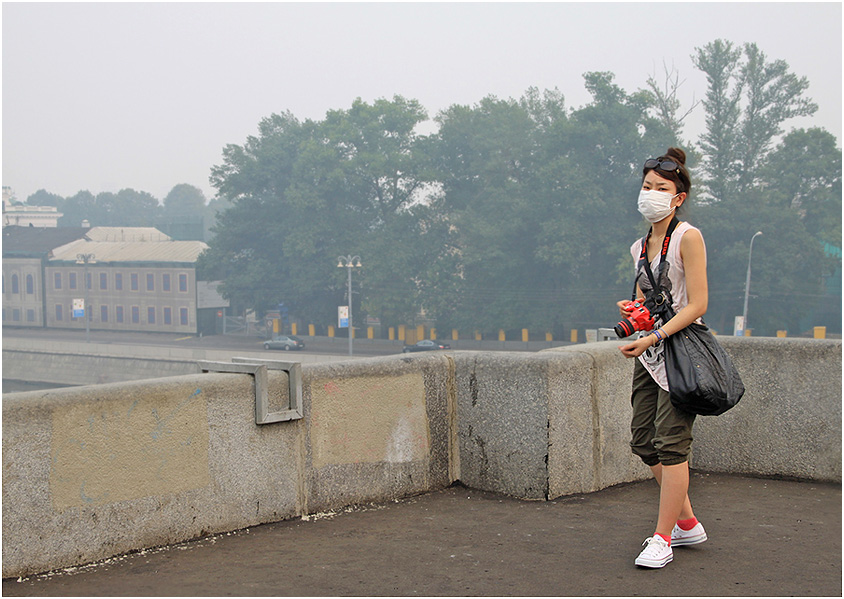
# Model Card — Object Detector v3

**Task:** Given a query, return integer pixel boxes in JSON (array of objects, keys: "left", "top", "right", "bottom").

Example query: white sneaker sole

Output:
[
  {"left": 635, "top": 553, "right": 673, "bottom": 568},
  {"left": 672, "top": 531, "right": 708, "bottom": 546}
]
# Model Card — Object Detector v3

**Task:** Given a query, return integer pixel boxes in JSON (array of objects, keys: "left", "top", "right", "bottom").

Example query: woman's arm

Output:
[{"left": 619, "top": 229, "right": 708, "bottom": 358}]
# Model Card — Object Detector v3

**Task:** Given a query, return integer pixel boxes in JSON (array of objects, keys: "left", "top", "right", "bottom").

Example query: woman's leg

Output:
[{"left": 649, "top": 462, "right": 695, "bottom": 522}]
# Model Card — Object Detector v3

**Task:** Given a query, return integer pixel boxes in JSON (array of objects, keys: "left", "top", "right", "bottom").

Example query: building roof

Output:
[
  {"left": 2, "top": 226, "right": 90, "bottom": 256},
  {"left": 85, "top": 227, "right": 171, "bottom": 242},
  {"left": 49, "top": 238, "right": 208, "bottom": 264}
]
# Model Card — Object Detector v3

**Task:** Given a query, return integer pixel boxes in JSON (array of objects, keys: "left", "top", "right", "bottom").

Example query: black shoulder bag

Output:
[{"left": 636, "top": 217, "right": 745, "bottom": 416}]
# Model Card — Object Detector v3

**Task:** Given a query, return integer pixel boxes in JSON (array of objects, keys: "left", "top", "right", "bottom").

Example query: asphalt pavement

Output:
[{"left": 3, "top": 472, "right": 840, "bottom": 597}]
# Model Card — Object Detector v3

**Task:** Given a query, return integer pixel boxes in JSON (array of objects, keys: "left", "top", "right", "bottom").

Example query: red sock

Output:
[
  {"left": 656, "top": 532, "right": 671, "bottom": 545},
  {"left": 677, "top": 517, "right": 698, "bottom": 531}
]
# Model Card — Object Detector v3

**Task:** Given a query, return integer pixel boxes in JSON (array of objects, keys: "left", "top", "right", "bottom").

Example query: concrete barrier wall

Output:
[
  {"left": 3, "top": 338, "right": 840, "bottom": 577},
  {"left": 2, "top": 353, "right": 453, "bottom": 578}
]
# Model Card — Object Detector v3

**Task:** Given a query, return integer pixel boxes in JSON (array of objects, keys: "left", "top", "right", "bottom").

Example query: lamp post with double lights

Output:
[
  {"left": 741, "top": 231, "right": 763, "bottom": 336},
  {"left": 337, "top": 255, "right": 361, "bottom": 356},
  {"left": 76, "top": 253, "right": 96, "bottom": 343}
]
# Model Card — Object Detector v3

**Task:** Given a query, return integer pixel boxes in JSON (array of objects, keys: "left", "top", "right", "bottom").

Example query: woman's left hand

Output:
[{"left": 618, "top": 335, "right": 652, "bottom": 358}]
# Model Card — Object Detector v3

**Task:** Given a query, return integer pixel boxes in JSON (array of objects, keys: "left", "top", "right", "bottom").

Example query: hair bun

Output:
[{"left": 665, "top": 147, "right": 686, "bottom": 166}]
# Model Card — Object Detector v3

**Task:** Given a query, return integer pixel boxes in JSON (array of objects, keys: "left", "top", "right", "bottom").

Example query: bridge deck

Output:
[{"left": 4, "top": 472, "right": 840, "bottom": 597}]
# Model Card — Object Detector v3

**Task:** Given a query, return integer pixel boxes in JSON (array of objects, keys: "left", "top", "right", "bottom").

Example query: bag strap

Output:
[{"left": 630, "top": 216, "right": 680, "bottom": 305}]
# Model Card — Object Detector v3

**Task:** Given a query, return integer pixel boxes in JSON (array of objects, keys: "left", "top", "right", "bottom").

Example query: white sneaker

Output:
[
  {"left": 671, "top": 522, "right": 708, "bottom": 546},
  {"left": 635, "top": 535, "right": 673, "bottom": 568}
]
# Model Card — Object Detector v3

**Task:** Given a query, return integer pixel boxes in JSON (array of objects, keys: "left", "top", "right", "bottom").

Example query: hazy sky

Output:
[{"left": 3, "top": 2, "right": 841, "bottom": 205}]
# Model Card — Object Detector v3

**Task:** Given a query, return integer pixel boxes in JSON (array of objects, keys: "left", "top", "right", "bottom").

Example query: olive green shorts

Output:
[{"left": 630, "top": 359, "right": 696, "bottom": 467}]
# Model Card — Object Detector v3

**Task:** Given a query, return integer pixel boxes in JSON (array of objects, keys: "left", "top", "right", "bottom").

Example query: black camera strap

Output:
[{"left": 630, "top": 216, "right": 680, "bottom": 316}]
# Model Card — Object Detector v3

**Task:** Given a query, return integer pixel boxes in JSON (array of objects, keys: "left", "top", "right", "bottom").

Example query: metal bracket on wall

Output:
[
  {"left": 197, "top": 359, "right": 303, "bottom": 425},
  {"left": 232, "top": 357, "right": 302, "bottom": 423}
]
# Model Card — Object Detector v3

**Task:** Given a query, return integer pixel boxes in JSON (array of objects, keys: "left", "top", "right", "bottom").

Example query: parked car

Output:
[
  {"left": 264, "top": 335, "right": 305, "bottom": 351},
  {"left": 402, "top": 339, "right": 451, "bottom": 353}
]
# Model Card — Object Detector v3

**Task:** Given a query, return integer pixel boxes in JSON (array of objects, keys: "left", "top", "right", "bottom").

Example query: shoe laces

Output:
[{"left": 641, "top": 535, "right": 668, "bottom": 554}]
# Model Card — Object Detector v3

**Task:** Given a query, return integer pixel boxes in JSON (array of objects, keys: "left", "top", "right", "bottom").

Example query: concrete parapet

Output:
[
  {"left": 547, "top": 338, "right": 842, "bottom": 482},
  {"left": 2, "top": 338, "right": 840, "bottom": 578},
  {"left": 2, "top": 354, "right": 453, "bottom": 579},
  {"left": 690, "top": 337, "right": 842, "bottom": 480}
]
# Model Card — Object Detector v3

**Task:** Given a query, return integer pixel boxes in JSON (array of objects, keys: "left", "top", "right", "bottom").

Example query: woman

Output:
[{"left": 617, "top": 147, "right": 709, "bottom": 569}]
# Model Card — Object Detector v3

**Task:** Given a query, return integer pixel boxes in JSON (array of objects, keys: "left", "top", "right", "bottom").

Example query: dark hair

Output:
[{"left": 642, "top": 147, "right": 692, "bottom": 196}]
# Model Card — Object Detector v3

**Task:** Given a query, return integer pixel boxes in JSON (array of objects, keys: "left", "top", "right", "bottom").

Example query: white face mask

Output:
[{"left": 638, "top": 189, "right": 679, "bottom": 223}]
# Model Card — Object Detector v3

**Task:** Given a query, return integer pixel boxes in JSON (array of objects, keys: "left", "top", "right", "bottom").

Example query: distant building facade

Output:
[
  {"left": 3, "top": 226, "right": 209, "bottom": 334},
  {"left": 2, "top": 187, "right": 63, "bottom": 228}
]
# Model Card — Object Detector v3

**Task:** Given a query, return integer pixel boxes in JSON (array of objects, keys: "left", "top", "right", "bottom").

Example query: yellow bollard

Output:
[
  {"left": 351, "top": 327, "right": 355, "bottom": 339},
  {"left": 388, "top": 327, "right": 395, "bottom": 341},
  {"left": 367, "top": 326, "right": 374, "bottom": 339},
  {"left": 522, "top": 328, "right": 529, "bottom": 343},
  {"left": 814, "top": 326, "right": 827, "bottom": 339},
  {"left": 328, "top": 325, "right": 335, "bottom": 338},
  {"left": 291, "top": 322, "right": 297, "bottom": 336},
  {"left": 744, "top": 329, "right": 751, "bottom": 337},
  {"left": 546, "top": 332, "right": 552, "bottom": 342},
  {"left": 498, "top": 329, "right": 506, "bottom": 342},
  {"left": 308, "top": 324, "right": 315, "bottom": 337},
  {"left": 570, "top": 329, "right": 578, "bottom": 343},
  {"left": 452, "top": 329, "right": 459, "bottom": 341},
  {"left": 777, "top": 330, "right": 787, "bottom": 338},
  {"left": 475, "top": 331, "right": 482, "bottom": 341},
  {"left": 398, "top": 325, "right": 406, "bottom": 341}
]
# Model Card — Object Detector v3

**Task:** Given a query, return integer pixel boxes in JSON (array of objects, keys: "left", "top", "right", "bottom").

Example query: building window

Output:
[
  {"left": 100, "top": 273, "right": 108, "bottom": 290},
  {"left": 56, "top": 304, "right": 63, "bottom": 321},
  {"left": 12, "top": 309, "right": 20, "bottom": 321},
  {"left": 115, "top": 273, "right": 123, "bottom": 291},
  {"left": 179, "top": 273, "right": 188, "bottom": 293},
  {"left": 131, "top": 273, "right": 139, "bottom": 291},
  {"left": 69, "top": 272, "right": 77, "bottom": 290},
  {"left": 164, "top": 307, "right": 172, "bottom": 325},
  {"left": 146, "top": 273, "right": 155, "bottom": 292},
  {"left": 131, "top": 306, "right": 140, "bottom": 324},
  {"left": 26, "top": 274, "right": 34, "bottom": 295},
  {"left": 163, "top": 274, "right": 171, "bottom": 292},
  {"left": 26, "top": 309, "right": 35, "bottom": 322},
  {"left": 86, "top": 272, "right": 92, "bottom": 290},
  {"left": 11, "top": 274, "right": 19, "bottom": 294},
  {"left": 101, "top": 305, "right": 108, "bottom": 322},
  {"left": 148, "top": 307, "right": 156, "bottom": 324},
  {"left": 116, "top": 305, "right": 124, "bottom": 323},
  {"left": 54, "top": 272, "right": 62, "bottom": 289},
  {"left": 180, "top": 307, "right": 188, "bottom": 326}
]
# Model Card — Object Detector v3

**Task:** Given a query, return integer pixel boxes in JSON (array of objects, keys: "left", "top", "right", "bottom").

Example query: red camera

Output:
[{"left": 614, "top": 301, "right": 655, "bottom": 338}]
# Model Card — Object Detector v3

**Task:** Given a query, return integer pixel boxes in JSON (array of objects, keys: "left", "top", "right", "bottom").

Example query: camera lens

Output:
[{"left": 614, "top": 319, "right": 635, "bottom": 338}]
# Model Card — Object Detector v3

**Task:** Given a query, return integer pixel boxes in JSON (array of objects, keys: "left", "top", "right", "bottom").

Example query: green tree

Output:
[
  {"left": 160, "top": 183, "right": 207, "bottom": 240},
  {"left": 200, "top": 96, "right": 441, "bottom": 328},
  {"left": 26, "top": 189, "right": 65, "bottom": 207},
  {"left": 693, "top": 40, "right": 817, "bottom": 203},
  {"left": 760, "top": 128, "right": 842, "bottom": 246},
  {"left": 57, "top": 190, "right": 96, "bottom": 227}
]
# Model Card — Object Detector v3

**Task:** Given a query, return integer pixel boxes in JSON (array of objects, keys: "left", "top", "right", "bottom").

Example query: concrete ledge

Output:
[{"left": 2, "top": 338, "right": 840, "bottom": 578}]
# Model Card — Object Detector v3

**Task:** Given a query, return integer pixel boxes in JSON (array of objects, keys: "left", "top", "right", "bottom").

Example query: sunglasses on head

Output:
[{"left": 644, "top": 158, "right": 680, "bottom": 173}]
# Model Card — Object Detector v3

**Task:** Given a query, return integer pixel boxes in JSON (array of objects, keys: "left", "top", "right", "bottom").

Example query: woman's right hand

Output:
[{"left": 616, "top": 300, "right": 633, "bottom": 318}]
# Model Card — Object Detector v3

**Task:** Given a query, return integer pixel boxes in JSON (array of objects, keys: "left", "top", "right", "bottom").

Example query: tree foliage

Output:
[
  {"left": 26, "top": 38, "right": 838, "bottom": 337},
  {"left": 201, "top": 44, "right": 840, "bottom": 337}
]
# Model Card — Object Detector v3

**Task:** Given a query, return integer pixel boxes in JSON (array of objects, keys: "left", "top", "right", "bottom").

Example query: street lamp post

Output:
[
  {"left": 76, "top": 253, "right": 96, "bottom": 343},
  {"left": 337, "top": 255, "right": 362, "bottom": 356},
  {"left": 741, "top": 231, "right": 763, "bottom": 336}
]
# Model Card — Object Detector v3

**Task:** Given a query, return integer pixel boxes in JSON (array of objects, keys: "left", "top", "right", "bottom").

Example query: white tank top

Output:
[{"left": 629, "top": 221, "right": 706, "bottom": 391}]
